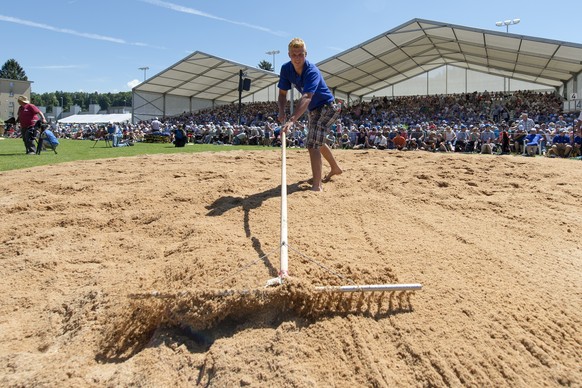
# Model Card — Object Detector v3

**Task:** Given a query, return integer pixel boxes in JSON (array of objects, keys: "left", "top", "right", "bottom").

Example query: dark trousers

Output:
[
  {"left": 174, "top": 137, "right": 186, "bottom": 147},
  {"left": 22, "top": 127, "right": 37, "bottom": 154}
]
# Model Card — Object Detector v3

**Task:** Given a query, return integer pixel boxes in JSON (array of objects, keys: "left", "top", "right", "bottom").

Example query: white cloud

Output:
[
  {"left": 140, "top": 0, "right": 288, "bottom": 37},
  {"left": 127, "top": 79, "right": 140, "bottom": 89},
  {"left": 0, "top": 14, "right": 163, "bottom": 48},
  {"left": 30, "top": 65, "right": 86, "bottom": 70}
]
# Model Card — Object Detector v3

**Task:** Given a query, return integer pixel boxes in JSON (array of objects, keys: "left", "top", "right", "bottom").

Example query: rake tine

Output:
[
  {"left": 388, "top": 291, "right": 395, "bottom": 311},
  {"left": 376, "top": 292, "right": 386, "bottom": 315},
  {"left": 355, "top": 292, "right": 366, "bottom": 312}
]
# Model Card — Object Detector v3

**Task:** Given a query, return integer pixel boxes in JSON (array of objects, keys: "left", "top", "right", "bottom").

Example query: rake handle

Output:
[{"left": 314, "top": 284, "right": 422, "bottom": 293}]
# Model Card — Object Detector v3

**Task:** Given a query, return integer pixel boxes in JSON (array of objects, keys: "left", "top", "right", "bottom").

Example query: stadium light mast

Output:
[
  {"left": 495, "top": 18, "right": 520, "bottom": 33},
  {"left": 266, "top": 50, "right": 280, "bottom": 101},
  {"left": 495, "top": 19, "right": 520, "bottom": 93},
  {"left": 265, "top": 50, "right": 280, "bottom": 72},
  {"left": 139, "top": 66, "right": 150, "bottom": 82}
]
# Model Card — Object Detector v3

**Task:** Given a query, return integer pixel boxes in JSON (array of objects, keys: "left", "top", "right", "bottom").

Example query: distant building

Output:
[{"left": 0, "top": 78, "right": 32, "bottom": 121}]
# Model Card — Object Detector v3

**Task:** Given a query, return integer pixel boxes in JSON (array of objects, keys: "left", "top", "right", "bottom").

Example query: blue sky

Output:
[{"left": 2, "top": 0, "right": 580, "bottom": 94}]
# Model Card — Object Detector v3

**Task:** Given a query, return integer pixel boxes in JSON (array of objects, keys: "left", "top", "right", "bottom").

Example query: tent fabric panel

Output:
[{"left": 361, "top": 36, "right": 396, "bottom": 56}]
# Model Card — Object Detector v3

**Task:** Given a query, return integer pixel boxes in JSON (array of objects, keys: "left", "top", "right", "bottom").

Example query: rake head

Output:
[
  {"left": 127, "top": 279, "right": 419, "bottom": 326},
  {"left": 98, "top": 279, "right": 419, "bottom": 361}
]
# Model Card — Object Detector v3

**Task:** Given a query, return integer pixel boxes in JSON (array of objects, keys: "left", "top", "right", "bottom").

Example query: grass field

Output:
[{"left": 0, "top": 138, "right": 266, "bottom": 172}]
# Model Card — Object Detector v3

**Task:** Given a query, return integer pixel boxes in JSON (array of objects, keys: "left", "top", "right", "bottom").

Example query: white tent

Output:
[
  {"left": 57, "top": 113, "right": 131, "bottom": 124},
  {"left": 132, "top": 18, "right": 582, "bottom": 119}
]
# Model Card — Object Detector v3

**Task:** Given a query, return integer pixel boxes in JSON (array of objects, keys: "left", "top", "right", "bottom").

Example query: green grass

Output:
[{"left": 0, "top": 139, "right": 268, "bottom": 172}]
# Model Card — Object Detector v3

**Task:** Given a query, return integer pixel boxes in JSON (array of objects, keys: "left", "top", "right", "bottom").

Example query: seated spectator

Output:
[
  {"left": 375, "top": 131, "right": 388, "bottom": 150},
  {"left": 424, "top": 130, "right": 438, "bottom": 151},
  {"left": 340, "top": 133, "right": 351, "bottom": 149},
  {"left": 325, "top": 130, "right": 337, "bottom": 149},
  {"left": 151, "top": 117, "right": 162, "bottom": 132},
  {"left": 293, "top": 127, "right": 306, "bottom": 148},
  {"left": 498, "top": 127, "right": 511, "bottom": 154},
  {"left": 353, "top": 127, "right": 370, "bottom": 149},
  {"left": 455, "top": 125, "right": 469, "bottom": 152},
  {"left": 386, "top": 128, "right": 397, "bottom": 149},
  {"left": 263, "top": 117, "right": 275, "bottom": 146},
  {"left": 272, "top": 126, "right": 282, "bottom": 147},
  {"left": 224, "top": 124, "right": 234, "bottom": 144},
  {"left": 393, "top": 132, "right": 407, "bottom": 150},
  {"left": 524, "top": 128, "right": 541, "bottom": 157},
  {"left": 408, "top": 125, "right": 425, "bottom": 149},
  {"left": 572, "top": 125, "right": 581, "bottom": 157},
  {"left": 480, "top": 125, "right": 497, "bottom": 154},
  {"left": 466, "top": 127, "right": 480, "bottom": 152},
  {"left": 233, "top": 130, "right": 248, "bottom": 145},
  {"left": 348, "top": 125, "right": 359, "bottom": 146},
  {"left": 517, "top": 112, "right": 536, "bottom": 133},
  {"left": 173, "top": 124, "right": 187, "bottom": 147},
  {"left": 512, "top": 127, "right": 526, "bottom": 154},
  {"left": 555, "top": 115, "right": 567, "bottom": 128},
  {"left": 248, "top": 126, "right": 261, "bottom": 145},
  {"left": 443, "top": 126, "right": 456, "bottom": 152},
  {"left": 547, "top": 129, "right": 572, "bottom": 158}
]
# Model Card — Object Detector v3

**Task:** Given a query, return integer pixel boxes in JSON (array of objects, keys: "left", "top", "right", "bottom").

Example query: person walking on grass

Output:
[
  {"left": 17, "top": 95, "right": 46, "bottom": 155},
  {"left": 278, "top": 37, "right": 342, "bottom": 192}
]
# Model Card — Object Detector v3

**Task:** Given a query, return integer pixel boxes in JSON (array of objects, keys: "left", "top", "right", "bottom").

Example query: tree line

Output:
[
  {"left": 2, "top": 58, "right": 274, "bottom": 114},
  {"left": 1, "top": 58, "right": 131, "bottom": 113},
  {"left": 30, "top": 91, "right": 132, "bottom": 113}
]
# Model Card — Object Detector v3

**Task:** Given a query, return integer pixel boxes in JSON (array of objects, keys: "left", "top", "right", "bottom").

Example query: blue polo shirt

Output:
[
  {"left": 41, "top": 129, "right": 59, "bottom": 146},
  {"left": 552, "top": 134, "right": 570, "bottom": 144},
  {"left": 278, "top": 60, "right": 334, "bottom": 111}
]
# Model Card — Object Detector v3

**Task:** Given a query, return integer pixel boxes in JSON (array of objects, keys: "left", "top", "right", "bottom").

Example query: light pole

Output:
[
  {"left": 266, "top": 50, "right": 280, "bottom": 102},
  {"left": 495, "top": 18, "right": 520, "bottom": 33},
  {"left": 265, "top": 50, "right": 280, "bottom": 72},
  {"left": 495, "top": 19, "right": 520, "bottom": 92},
  {"left": 139, "top": 66, "right": 150, "bottom": 82}
]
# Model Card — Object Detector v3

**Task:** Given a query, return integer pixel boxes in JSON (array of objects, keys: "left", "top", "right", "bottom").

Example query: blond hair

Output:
[{"left": 288, "top": 38, "right": 307, "bottom": 51}]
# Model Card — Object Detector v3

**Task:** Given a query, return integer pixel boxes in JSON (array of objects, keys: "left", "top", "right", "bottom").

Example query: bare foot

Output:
[{"left": 323, "top": 168, "right": 343, "bottom": 182}]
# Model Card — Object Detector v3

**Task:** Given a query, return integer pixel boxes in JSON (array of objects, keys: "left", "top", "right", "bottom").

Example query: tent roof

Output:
[
  {"left": 132, "top": 51, "right": 279, "bottom": 103},
  {"left": 132, "top": 19, "right": 582, "bottom": 103},
  {"left": 319, "top": 18, "right": 582, "bottom": 97},
  {"left": 58, "top": 113, "right": 131, "bottom": 124}
]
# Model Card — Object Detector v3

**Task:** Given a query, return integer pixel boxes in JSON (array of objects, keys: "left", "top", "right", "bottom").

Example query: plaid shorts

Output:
[{"left": 306, "top": 103, "right": 341, "bottom": 149}]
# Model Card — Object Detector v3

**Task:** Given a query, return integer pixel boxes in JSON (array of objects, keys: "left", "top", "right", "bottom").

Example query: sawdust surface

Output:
[{"left": 1, "top": 148, "right": 581, "bottom": 387}]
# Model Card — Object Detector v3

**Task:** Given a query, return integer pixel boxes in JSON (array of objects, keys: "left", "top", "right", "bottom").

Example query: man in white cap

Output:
[{"left": 17, "top": 95, "right": 46, "bottom": 154}]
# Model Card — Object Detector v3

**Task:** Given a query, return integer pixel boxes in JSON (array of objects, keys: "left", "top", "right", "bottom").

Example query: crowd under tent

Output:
[{"left": 132, "top": 18, "right": 582, "bottom": 123}]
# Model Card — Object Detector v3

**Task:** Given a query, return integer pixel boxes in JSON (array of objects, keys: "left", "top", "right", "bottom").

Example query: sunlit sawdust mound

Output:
[{"left": 97, "top": 278, "right": 416, "bottom": 362}]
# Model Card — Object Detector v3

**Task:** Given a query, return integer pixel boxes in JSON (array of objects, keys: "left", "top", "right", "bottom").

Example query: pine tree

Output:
[
  {"left": 0, "top": 59, "right": 28, "bottom": 80},
  {"left": 258, "top": 60, "right": 274, "bottom": 72}
]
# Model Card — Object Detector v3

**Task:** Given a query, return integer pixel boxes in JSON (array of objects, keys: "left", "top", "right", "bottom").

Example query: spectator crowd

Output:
[{"left": 4, "top": 90, "right": 581, "bottom": 158}]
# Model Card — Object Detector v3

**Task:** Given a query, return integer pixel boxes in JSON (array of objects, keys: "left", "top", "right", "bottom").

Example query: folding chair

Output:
[{"left": 92, "top": 129, "right": 111, "bottom": 148}]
